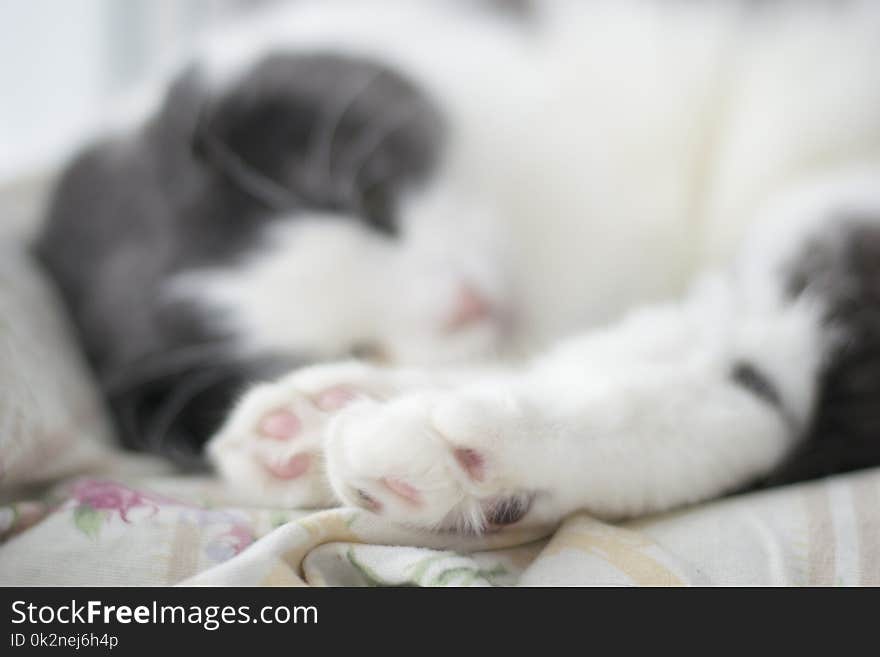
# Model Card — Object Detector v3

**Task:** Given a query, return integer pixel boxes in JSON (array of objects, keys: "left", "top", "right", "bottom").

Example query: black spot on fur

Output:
[
  {"left": 766, "top": 217, "right": 880, "bottom": 485},
  {"left": 731, "top": 361, "right": 783, "bottom": 411}
]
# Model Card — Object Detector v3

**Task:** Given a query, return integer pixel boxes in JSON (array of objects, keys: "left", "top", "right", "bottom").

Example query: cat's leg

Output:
[
  {"left": 323, "top": 171, "right": 880, "bottom": 532},
  {"left": 207, "top": 360, "right": 482, "bottom": 507},
  {"left": 322, "top": 291, "right": 821, "bottom": 531}
]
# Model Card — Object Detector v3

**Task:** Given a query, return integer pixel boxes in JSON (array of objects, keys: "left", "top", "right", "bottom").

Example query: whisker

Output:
[
  {"left": 306, "top": 69, "right": 387, "bottom": 200},
  {"left": 335, "top": 99, "right": 426, "bottom": 207},
  {"left": 103, "top": 342, "right": 239, "bottom": 395},
  {"left": 144, "top": 367, "right": 236, "bottom": 455},
  {"left": 195, "top": 110, "right": 299, "bottom": 211}
]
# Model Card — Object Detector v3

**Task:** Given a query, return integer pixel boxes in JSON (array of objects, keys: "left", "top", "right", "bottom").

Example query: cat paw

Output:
[
  {"left": 208, "top": 362, "right": 413, "bottom": 508},
  {"left": 324, "top": 389, "right": 538, "bottom": 532}
]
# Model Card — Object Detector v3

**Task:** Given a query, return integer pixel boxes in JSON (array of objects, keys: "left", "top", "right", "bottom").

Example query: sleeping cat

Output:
[{"left": 35, "top": 0, "right": 880, "bottom": 532}]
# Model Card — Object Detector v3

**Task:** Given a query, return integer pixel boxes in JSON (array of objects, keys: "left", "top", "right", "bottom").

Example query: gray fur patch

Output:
[
  {"left": 34, "top": 52, "right": 446, "bottom": 463},
  {"left": 767, "top": 217, "right": 880, "bottom": 485}
]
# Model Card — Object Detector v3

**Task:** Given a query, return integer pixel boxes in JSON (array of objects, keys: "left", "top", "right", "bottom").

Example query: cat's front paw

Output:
[
  {"left": 324, "top": 389, "right": 539, "bottom": 533},
  {"left": 207, "top": 362, "right": 412, "bottom": 508}
]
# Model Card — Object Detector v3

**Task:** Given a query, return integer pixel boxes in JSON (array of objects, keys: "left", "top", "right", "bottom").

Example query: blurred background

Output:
[{"left": 0, "top": 0, "right": 275, "bottom": 184}]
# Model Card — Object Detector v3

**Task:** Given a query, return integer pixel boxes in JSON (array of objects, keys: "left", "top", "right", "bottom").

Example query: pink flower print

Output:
[
  {"left": 69, "top": 479, "right": 176, "bottom": 522},
  {"left": 204, "top": 523, "right": 255, "bottom": 562}
]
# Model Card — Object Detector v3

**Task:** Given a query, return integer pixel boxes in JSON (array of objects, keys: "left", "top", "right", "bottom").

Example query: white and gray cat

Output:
[{"left": 35, "top": 0, "right": 880, "bottom": 533}]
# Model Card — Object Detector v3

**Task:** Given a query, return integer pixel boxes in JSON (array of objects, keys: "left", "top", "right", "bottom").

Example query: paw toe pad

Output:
[
  {"left": 314, "top": 386, "right": 358, "bottom": 411},
  {"left": 454, "top": 448, "right": 485, "bottom": 482},
  {"left": 262, "top": 453, "right": 311, "bottom": 480},
  {"left": 258, "top": 409, "right": 301, "bottom": 441},
  {"left": 355, "top": 488, "right": 383, "bottom": 512},
  {"left": 380, "top": 477, "right": 423, "bottom": 506}
]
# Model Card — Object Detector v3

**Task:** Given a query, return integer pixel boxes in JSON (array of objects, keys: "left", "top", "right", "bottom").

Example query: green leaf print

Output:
[
  {"left": 73, "top": 504, "right": 103, "bottom": 539},
  {"left": 269, "top": 510, "right": 291, "bottom": 529},
  {"left": 406, "top": 554, "right": 450, "bottom": 582},
  {"left": 346, "top": 548, "right": 417, "bottom": 587},
  {"left": 432, "top": 563, "right": 508, "bottom": 586}
]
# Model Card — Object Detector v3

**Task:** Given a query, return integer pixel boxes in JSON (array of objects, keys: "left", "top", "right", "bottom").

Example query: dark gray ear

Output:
[{"left": 191, "top": 53, "right": 445, "bottom": 231}]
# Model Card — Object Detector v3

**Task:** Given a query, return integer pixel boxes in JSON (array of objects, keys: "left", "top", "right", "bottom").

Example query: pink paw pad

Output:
[
  {"left": 263, "top": 453, "right": 311, "bottom": 480},
  {"left": 313, "top": 386, "right": 358, "bottom": 412},
  {"left": 454, "top": 448, "right": 485, "bottom": 482},
  {"left": 380, "top": 477, "right": 422, "bottom": 506},
  {"left": 355, "top": 489, "right": 383, "bottom": 513},
  {"left": 258, "top": 409, "right": 301, "bottom": 441}
]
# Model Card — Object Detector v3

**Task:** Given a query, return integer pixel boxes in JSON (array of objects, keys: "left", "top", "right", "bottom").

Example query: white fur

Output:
[{"left": 176, "top": 0, "right": 880, "bottom": 530}]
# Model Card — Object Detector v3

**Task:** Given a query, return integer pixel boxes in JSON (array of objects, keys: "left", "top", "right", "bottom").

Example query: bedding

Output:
[
  {"left": 2, "top": 464, "right": 878, "bottom": 586},
  {"left": 0, "top": 229, "right": 877, "bottom": 586}
]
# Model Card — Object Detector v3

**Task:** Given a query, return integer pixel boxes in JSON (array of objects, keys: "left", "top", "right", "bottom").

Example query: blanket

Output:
[
  {"left": 1, "top": 235, "right": 877, "bottom": 587},
  {"left": 1, "top": 467, "right": 878, "bottom": 586}
]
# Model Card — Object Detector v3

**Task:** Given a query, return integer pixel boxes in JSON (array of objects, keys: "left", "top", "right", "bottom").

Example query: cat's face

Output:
[{"left": 171, "top": 53, "right": 513, "bottom": 367}]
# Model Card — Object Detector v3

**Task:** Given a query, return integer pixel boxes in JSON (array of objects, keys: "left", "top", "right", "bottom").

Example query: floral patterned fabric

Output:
[
  {"left": 1, "top": 468, "right": 879, "bottom": 586},
  {"left": 1, "top": 240, "right": 879, "bottom": 586}
]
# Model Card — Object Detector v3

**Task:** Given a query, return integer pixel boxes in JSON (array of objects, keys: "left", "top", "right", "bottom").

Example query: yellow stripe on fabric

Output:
[
  {"left": 851, "top": 475, "right": 880, "bottom": 586},
  {"left": 803, "top": 484, "right": 836, "bottom": 585},
  {"left": 541, "top": 515, "right": 684, "bottom": 586}
]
